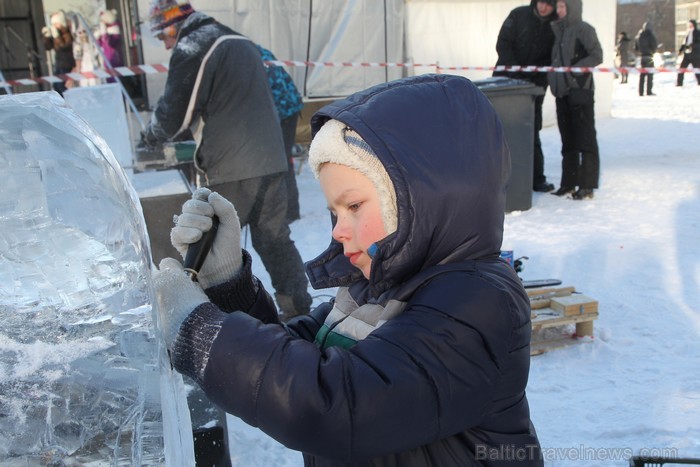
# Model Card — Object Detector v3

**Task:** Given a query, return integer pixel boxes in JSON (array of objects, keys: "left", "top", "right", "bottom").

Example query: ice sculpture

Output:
[{"left": 0, "top": 92, "right": 194, "bottom": 465}]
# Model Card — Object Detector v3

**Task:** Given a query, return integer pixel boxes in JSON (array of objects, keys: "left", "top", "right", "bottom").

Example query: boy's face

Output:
[
  {"left": 319, "top": 163, "right": 388, "bottom": 280},
  {"left": 556, "top": 1, "right": 567, "bottom": 18}
]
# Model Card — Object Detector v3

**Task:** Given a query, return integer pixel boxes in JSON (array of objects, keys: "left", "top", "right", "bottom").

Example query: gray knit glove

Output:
[
  {"left": 152, "top": 257, "right": 210, "bottom": 350},
  {"left": 170, "top": 188, "right": 243, "bottom": 289}
]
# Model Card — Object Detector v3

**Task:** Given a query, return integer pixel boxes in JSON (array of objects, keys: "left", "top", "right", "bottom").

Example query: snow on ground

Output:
[{"left": 232, "top": 71, "right": 700, "bottom": 466}]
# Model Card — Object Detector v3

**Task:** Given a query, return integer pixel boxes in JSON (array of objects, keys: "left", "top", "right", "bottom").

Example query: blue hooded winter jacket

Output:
[{"left": 172, "top": 74, "right": 542, "bottom": 466}]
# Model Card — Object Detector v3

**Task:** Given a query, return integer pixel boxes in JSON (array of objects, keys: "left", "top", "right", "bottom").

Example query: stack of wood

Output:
[{"left": 527, "top": 286, "right": 599, "bottom": 355}]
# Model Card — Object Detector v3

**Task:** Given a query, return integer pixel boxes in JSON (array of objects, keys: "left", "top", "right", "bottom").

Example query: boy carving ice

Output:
[{"left": 153, "top": 74, "right": 542, "bottom": 465}]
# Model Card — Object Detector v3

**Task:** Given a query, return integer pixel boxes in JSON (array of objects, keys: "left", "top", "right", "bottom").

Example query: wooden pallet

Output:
[{"left": 528, "top": 286, "right": 599, "bottom": 356}]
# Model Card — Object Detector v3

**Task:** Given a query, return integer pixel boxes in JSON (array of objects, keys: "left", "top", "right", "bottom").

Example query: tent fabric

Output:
[
  {"left": 190, "top": 0, "right": 404, "bottom": 98},
  {"left": 140, "top": 0, "right": 615, "bottom": 118}
]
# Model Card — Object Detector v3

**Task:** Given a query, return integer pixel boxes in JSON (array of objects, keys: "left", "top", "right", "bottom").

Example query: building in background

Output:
[
  {"left": 617, "top": 0, "right": 700, "bottom": 56},
  {"left": 0, "top": 0, "right": 47, "bottom": 94},
  {"left": 617, "top": 0, "right": 676, "bottom": 53}
]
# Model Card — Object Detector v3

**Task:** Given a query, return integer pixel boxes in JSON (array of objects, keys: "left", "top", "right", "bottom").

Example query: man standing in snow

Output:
[
  {"left": 634, "top": 21, "right": 658, "bottom": 96},
  {"left": 677, "top": 19, "right": 700, "bottom": 87},
  {"left": 494, "top": 0, "right": 558, "bottom": 193},
  {"left": 615, "top": 31, "right": 632, "bottom": 84},
  {"left": 141, "top": 0, "right": 312, "bottom": 321}
]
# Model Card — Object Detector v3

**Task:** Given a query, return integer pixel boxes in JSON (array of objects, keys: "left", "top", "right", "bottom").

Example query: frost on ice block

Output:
[{"left": 0, "top": 92, "right": 194, "bottom": 465}]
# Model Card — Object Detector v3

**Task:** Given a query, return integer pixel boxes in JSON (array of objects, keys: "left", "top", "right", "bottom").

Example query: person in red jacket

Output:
[{"left": 153, "top": 74, "right": 542, "bottom": 466}]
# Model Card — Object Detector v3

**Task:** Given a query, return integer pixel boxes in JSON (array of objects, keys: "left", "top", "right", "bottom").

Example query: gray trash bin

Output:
[{"left": 474, "top": 77, "right": 544, "bottom": 212}]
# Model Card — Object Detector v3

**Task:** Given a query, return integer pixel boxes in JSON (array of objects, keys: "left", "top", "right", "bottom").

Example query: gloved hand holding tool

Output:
[
  {"left": 170, "top": 188, "right": 243, "bottom": 289},
  {"left": 153, "top": 188, "right": 243, "bottom": 348},
  {"left": 152, "top": 258, "right": 209, "bottom": 349}
]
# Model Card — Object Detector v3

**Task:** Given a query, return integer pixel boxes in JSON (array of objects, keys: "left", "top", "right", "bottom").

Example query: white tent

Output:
[{"left": 139, "top": 0, "right": 616, "bottom": 120}]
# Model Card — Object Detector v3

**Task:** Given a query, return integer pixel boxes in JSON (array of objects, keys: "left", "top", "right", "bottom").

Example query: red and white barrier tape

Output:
[{"left": 1, "top": 61, "right": 698, "bottom": 88}]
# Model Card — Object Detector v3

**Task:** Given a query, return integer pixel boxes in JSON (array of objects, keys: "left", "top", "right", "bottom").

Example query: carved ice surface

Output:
[{"left": 0, "top": 92, "right": 194, "bottom": 465}]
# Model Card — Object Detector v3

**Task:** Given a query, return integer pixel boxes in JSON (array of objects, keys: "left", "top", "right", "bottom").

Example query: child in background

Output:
[
  {"left": 72, "top": 26, "right": 102, "bottom": 87},
  {"left": 95, "top": 9, "right": 123, "bottom": 70},
  {"left": 153, "top": 74, "right": 543, "bottom": 465},
  {"left": 42, "top": 10, "right": 75, "bottom": 95}
]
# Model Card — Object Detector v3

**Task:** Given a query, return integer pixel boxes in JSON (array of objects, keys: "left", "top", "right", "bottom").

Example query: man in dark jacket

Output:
[
  {"left": 141, "top": 0, "right": 311, "bottom": 320},
  {"left": 677, "top": 19, "right": 700, "bottom": 87},
  {"left": 494, "top": 0, "right": 557, "bottom": 193},
  {"left": 634, "top": 21, "right": 658, "bottom": 96},
  {"left": 153, "top": 73, "right": 543, "bottom": 465}
]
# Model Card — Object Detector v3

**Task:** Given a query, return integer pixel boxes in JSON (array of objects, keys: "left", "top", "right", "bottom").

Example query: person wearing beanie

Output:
[
  {"left": 677, "top": 19, "right": 700, "bottom": 87},
  {"left": 140, "top": 0, "right": 311, "bottom": 321},
  {"left": 41, "top": 10, "right": 76, "bottom": 95},
  {"left": 147, "top": 0, "right": 194, "bottom": 47},
  {"left": 494, "top": 0, "right": 558, "bottom": 193},
  {"left": 151, "top": 74, "right": 542, "bottom": 465},
  {"left": 308, "top": 119, "right": 398, "bottom": 236}
]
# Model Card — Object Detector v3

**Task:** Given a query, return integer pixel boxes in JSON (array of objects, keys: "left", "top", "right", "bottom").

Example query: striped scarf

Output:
[{"left": 314, "top": 287, "right": 407, "bottom": 350}]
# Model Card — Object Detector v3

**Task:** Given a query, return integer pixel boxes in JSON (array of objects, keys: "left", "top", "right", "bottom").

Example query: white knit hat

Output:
[
  {"left": 50, "top": 10, "right": 67, "bottom": 28},
  {"left": 309, "top": 119, "right": 397, "bottom": 234}
]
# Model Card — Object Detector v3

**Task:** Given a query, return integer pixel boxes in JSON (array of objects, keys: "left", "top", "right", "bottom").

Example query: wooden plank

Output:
[
  {"left": 531, "top": 308, "right": 598, "bottom": 330},
  {"left": 528, "top": 286, "right": 599, "bottom": 355},
  {"left": 528, "top": 286, "right": 576, "bottom": 310},
  {"left": 530, "top": 307, "right": 597, "bottom": 355},
  {"left": 550, "top": 294, "right": 598, "bottom": 317},
  {"left": 526, "top": 286, "right": 576, "bottom": 298}
]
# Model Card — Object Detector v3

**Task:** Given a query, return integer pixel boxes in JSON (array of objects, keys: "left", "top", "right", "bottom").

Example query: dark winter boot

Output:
[
  {"left": 572, "top": 188, "right": 594, "bottom": 200},
  {"left": 552, "top": 186, "right": 575, "bottom": 196},
  {"left": 533, "top": 182, "right": 555, "bottom": 193}
]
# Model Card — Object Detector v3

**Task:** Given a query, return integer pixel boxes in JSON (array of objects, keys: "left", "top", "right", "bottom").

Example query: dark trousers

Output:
[
  {"left": 677, "top": 53, "right": 700, "bottom": 86},
  {"left": 209, "top": 173, "right": 312, "bottom": 313},
  {"left": 533, "top": 93, "right": 547, "bottom": 187},
  {"left": 52, "top": 66, "right": 72, "bottom": 96},
  {"left": 638, "top": 55, "right": 654, "bottom": 95},
  {"left": 280, "top": 113, "right": 301, "bottom": 222},
  {"left": 555, "top": 94, "right": 600, "bottom": 189}
]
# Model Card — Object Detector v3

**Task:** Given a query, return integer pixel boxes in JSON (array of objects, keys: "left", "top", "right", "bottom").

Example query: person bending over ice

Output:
[{"left": 153, "top": 74, "right": 543, "bottom": 466}]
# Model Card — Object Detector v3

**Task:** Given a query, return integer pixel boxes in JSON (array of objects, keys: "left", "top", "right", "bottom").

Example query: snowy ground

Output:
[{"left": 224, "top": 71, "right": 700, "bottom": 466}]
